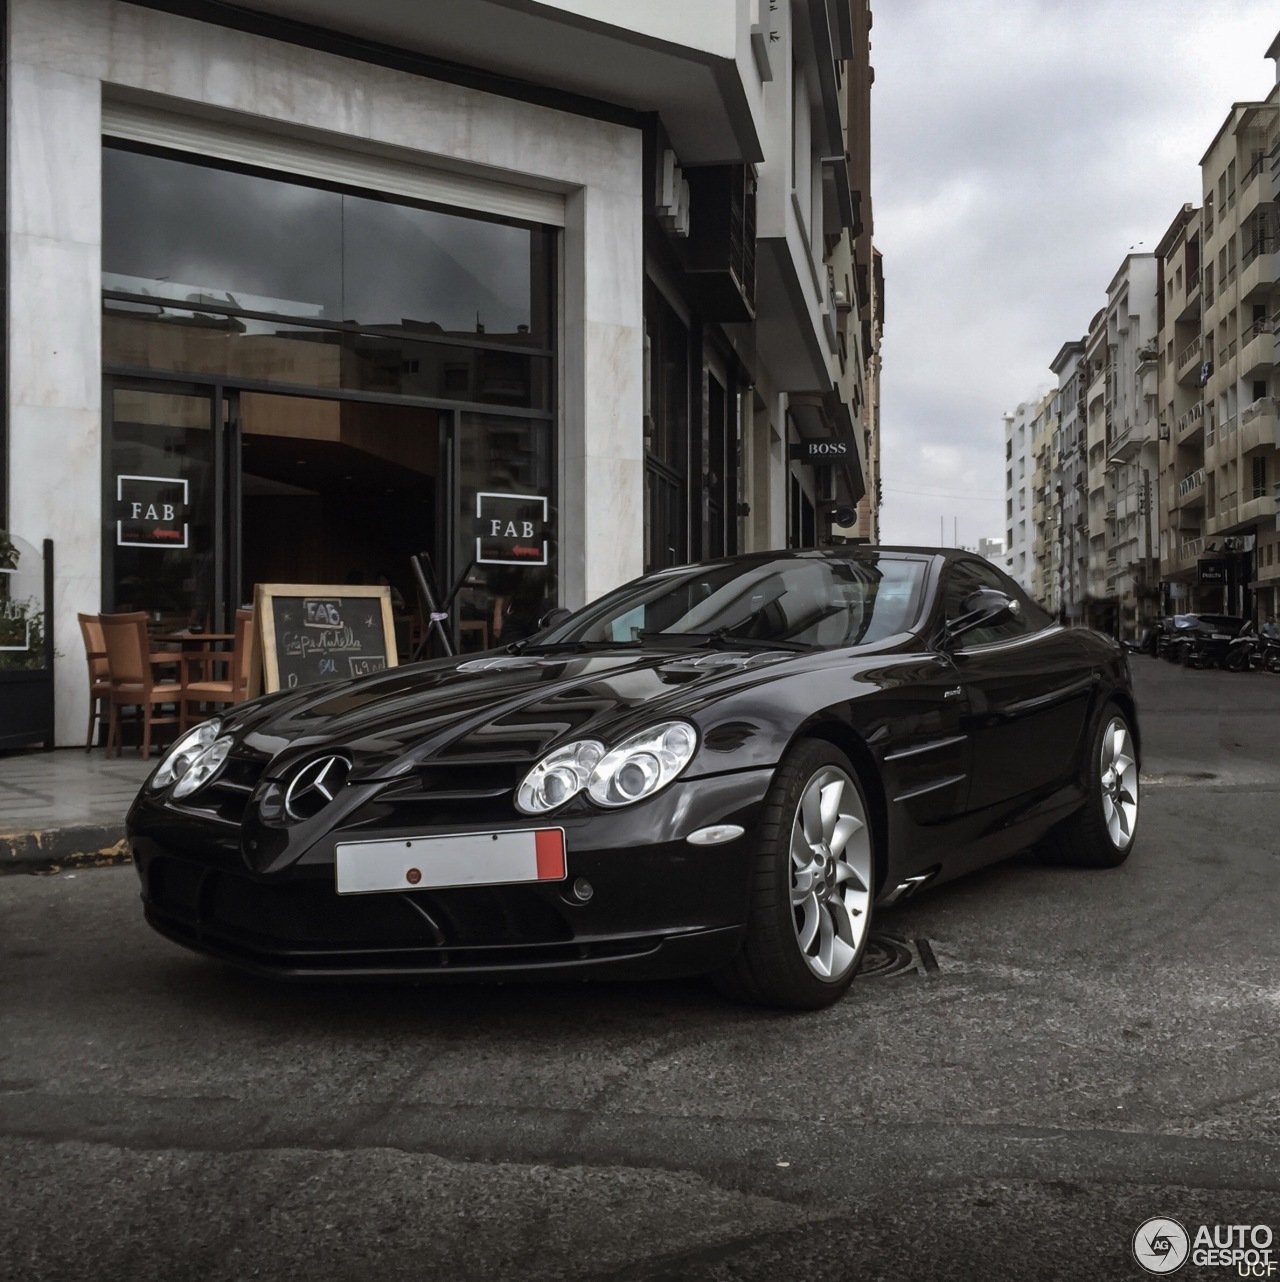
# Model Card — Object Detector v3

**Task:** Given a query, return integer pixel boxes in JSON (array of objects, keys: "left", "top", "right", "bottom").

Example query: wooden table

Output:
[{"left": 154, "top": 632, "right": 235, "bottom": 685}]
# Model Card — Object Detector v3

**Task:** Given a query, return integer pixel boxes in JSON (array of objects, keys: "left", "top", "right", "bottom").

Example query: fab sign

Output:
[
  {"left": 131, "top": 502, "right": 177, "bottom": 521},
  {"left": 490, "top": 520, "right": 536, "bottom": 538}
]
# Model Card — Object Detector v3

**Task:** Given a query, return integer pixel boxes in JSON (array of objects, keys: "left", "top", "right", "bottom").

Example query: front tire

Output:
[
  {"left": 1041, "top": 702, "right": 1139, "bottom": 868},
  {"left": 714, "top": 740, "right": 874, "bottom": 1010}
]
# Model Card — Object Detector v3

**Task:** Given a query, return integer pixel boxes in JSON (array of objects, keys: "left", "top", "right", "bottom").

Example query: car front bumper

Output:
[{"left": 129, "top": 766, "right": 774, "bottom": 981}]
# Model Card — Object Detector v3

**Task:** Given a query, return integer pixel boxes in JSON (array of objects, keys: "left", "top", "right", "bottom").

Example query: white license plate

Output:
[
  {"left": 334, "top": 828, "right": 566, "bottom": 895},
  {"left": 1212, "top": 633, "right": 1229, "bottom": 640}
]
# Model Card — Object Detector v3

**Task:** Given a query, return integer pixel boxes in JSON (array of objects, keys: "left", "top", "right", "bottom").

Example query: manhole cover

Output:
[{"left": 858, "top": 933, "right": 940, "bottom": 978}]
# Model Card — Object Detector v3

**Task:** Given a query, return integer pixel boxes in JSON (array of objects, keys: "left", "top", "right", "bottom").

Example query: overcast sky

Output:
[{"left": 869, "top": 0, "right": 1280, "bottom": 550}]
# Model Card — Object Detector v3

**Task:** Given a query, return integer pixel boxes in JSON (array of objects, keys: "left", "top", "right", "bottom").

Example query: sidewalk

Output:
[{"left": 0, "top": 748, "right": 151, "bottom": 872}]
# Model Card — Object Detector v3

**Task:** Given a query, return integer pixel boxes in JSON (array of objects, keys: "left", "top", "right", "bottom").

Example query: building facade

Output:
[
  {"left": 1049, "top": 339, "right": 1088, "bottom": 621},
  {"left": 1016, "top": 30, "right": 1280, "bottom": 638},
  {"left": 1, "top": 0, "right": 882, "bottom": 745}
]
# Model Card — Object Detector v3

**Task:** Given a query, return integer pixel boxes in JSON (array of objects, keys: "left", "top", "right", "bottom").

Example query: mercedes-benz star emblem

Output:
[{"left": 283, "top": 756, "right": 350, "bottom": 821}]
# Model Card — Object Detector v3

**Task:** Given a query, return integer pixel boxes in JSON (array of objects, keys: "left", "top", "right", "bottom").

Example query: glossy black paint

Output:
[{"left": 128, "top": 547, "right": 1139, "bottom": 982}]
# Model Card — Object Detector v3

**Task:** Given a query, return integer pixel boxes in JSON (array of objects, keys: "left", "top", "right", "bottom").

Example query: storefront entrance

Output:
[
  {"left": 104, "top": 378, "right": 553, "bottom": 654},
  {"left": 100, "top": 137, "right": 558, "bottom": 654}
]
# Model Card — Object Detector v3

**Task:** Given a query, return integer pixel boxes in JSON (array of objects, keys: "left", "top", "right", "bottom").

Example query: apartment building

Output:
[
  {"left": 1029, "top": 392, "right": 1056, "bottom": 607},
  {"left": 1156, "top": 201, "right": 1207, "bottom": 612},
  {"left": 1, "top": 0, "right": 882, "bottom": 744},
  {"left": 1012, "top": 32, "right": 1279, "bottom": 635},
  {"left": 1193, "top": 54, "right": 1280, "bottom": 621},
  {"left": 1003, "top": 398, "right": 1037, "bottom": 593},
  {"left": 1098, "top": 254, "right": 1161, "bottom": 636},
  {"left": 1050, "top": 339, "right": 1089, "bottom": 619}
]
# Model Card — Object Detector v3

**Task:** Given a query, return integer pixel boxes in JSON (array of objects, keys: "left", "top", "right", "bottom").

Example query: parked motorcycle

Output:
[{"left": 1223, "top": 623, "right": 1280, "bottom": 672}]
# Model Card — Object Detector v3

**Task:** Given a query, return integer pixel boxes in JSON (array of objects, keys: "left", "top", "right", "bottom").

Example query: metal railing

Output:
[
  {"left": 1175, "top": 403, "right": 1204, "bottom": 435},
  {"left": 1180, "top": 536, "right": 1204, "bottom": 559},
  {"left": 1176, "top": 336, "right": 1202, "bottom": 369},
  {"left": 1177, "top": 468, "right": 1205, "bottom": 498},
  {"left": 1242, "top": 396, "right": 1280, "bottom": 424}
]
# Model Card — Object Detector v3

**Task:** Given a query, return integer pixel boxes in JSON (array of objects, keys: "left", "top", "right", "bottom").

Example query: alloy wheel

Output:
[
  {"left": 1099, "top": 716, "right": 1138, "bottom": 850},
  {"left": 788, "top": 766, "right": 872, "bottom": 980}
]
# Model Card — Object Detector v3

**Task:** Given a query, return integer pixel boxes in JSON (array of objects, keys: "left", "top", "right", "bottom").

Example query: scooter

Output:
[{"left": 1225, "top": 623, "right": 1280, "bottom": 672}]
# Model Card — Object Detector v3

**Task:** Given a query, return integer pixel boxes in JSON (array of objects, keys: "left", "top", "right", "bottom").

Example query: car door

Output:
[{"left": 942, "top": 560, "right": 1094, "bottom": 813}]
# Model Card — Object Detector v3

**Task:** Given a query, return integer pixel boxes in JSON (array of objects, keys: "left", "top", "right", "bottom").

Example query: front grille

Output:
[
  {"left": 400, "top": 762, "right": 523, "bottom": 800},
  {"left": 178, "top": 750, "right": 269, "bottom": 825},
  {"left": 145, "top": 856, "right": 576, "bottom": 954}
]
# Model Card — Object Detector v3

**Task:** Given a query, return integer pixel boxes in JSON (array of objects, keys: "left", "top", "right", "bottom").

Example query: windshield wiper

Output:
[
  {"left": 508, "top": 638, "right": 643, "bottom": 655},
  {"left": 638, "top": 630, "right": 814, "bottom": 652}
]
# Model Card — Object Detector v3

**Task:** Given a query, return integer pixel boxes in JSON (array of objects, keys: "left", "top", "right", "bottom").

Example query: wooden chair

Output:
[
  {"left": 77, "top": 613, "right": 111, "bottom": 751},
  {"left": 99, "top": 611, "right": 185, "bottom": 760},
  {"left": 182, "top": 608, "right": 255, "bottom": 725}
]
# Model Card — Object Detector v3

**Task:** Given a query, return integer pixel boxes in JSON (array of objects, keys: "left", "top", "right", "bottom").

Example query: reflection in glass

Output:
[
  {"left": 545, "top": 555, "right": 929, "bottom": 650},
  {"left": 103, "top": 143, "right": 550, "bottom": 341},
  {"left": 102, "top": 308, "right": 551, "bottom": 409}
]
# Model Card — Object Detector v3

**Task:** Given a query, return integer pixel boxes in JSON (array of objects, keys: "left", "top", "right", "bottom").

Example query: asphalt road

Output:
[{"left": 2, "top": 656, "right": 1279, "bottom": 1282}]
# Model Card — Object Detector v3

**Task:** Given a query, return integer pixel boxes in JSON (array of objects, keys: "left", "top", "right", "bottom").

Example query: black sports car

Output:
[{"left": 128, "top": 547, "right": 1141, "bottom": 1010}]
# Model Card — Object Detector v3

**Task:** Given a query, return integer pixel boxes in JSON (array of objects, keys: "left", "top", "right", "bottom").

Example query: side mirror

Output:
[
  {"left": 946, "top": 588, "right": 1020, "bottom": 642},
  {"left": 538, "top": 607, "right": 572, "bottom": 630}
]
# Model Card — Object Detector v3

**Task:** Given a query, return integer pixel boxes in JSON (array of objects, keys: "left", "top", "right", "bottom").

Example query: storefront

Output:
[
  {"left": 101, "top": 140, "right": 557, "bottom": 648},
  {"left": 6, "top": 0, "right": 645, "bottom": 744}
]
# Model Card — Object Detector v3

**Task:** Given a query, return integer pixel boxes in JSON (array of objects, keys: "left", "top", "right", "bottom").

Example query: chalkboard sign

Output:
[{"left": 249, "top": 583, "right": 398, "bottom": 696}]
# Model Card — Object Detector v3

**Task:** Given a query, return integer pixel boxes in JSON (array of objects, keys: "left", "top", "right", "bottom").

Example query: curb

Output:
[{"left": 0, "top": 824, "right": 132, "bottom": 875}]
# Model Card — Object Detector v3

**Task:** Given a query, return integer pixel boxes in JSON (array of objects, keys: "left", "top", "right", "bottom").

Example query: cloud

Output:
[{"left": 870, "top": 0, "right": 1279, "bottom": 548}]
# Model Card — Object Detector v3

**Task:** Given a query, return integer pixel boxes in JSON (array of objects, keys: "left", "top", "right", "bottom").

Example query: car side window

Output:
[{"left": 942, "top": 561, "right": 1037, "bottom": 648}]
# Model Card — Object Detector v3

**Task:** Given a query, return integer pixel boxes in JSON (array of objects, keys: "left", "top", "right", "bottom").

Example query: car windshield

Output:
[{"left": 539, "top": 555, "right": 928, "bottom": 651}]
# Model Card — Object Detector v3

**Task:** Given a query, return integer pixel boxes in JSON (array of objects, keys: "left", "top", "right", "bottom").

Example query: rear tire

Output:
[
  {"left": 713, "top": 740, "right": 874, "bottom": 1010},
  {"left": 1266, "top": 650, "right": 1280, "bottom": 675},
  {"left": 1041, "top": 702, "right": 1139, "bottom": 868}
]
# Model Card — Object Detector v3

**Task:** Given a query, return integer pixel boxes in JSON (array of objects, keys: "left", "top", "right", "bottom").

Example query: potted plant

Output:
[{"left": 0, "top": 531, "right": 56, "bottom": 749}]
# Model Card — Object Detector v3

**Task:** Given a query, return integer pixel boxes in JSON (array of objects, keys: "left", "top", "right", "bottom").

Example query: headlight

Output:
[
  {"left": 170, "top": 736, "right": 234, "bottom": 799},
  {"left": 149, "top": 720, "right": 222, "bottom": 790},
  {"left": 516, "top": 740, "right": 605, "bottom": 815},
  {"left": 586, "top": 721, "right": 697, "bottom": 808}
]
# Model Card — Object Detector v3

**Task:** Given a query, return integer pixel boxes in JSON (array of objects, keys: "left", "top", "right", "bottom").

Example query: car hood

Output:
[{"left": 224, "top": 645, "right": 815, "bottom": 780}]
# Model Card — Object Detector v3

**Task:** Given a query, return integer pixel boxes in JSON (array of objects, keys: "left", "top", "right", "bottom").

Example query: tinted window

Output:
[
  {"left": 103, "top": 144, "right": 551, "bottom": 342},
  {"left": 548, "top": 555, "right": 927, "bottom": 650}
]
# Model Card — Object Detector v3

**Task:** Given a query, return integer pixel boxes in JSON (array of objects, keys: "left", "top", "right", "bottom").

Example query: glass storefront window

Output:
[
  {"left": 455, "top": 413, "right": 557, "bottom": 648},
  {"left": 101, "top": 142, "right": 558, "bottom": 653},
  {"left": 103, "top": 144, "right": 552, "bottom": 344},
  {"left": 102, "top": 306, "right": 552, "bottom": 410},
  {"left": 105, "top": 386, "right": 219, "bottom": 629}
]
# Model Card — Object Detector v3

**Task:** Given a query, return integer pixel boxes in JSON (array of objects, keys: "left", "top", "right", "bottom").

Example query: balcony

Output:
[
  {"left": 1239, "top": 313, "right": 1279, "bottom": 378},
  {"left": 1175, "top": 335, "right": 1203, "bottom": 384},
  {"left": 1207, "top": 412, "right": 1237, "bottom": 462},
  {"left": 1238, "top": 492, "right": 1277, "bottom": 526},
  {"left": 1208, "top": 490, "right": 1239, "bottom": 533},
  {"left": 1174, "top": 401, "right": 1205, "bottom": 444},
  {"left": 1239, "top": 397, "right": 1280, "bottom": 454},
  {"left": 1180, "top": 536, "right": 1205, "bottom": 561},
  {"left": 1175, "top": 468, "right": 1205, "bottom": 507},
  {"left": 1240, "top": 243, "right": 1278, "bottom": 302}
]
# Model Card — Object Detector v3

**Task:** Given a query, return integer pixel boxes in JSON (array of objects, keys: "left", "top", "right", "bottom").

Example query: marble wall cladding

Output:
[
  {"left": 9, "top": 406, "right": 103, "bottom": 745},
  {"left": 578, "top": 456, "right": 644, "bottom": 605},
  {"left": 9, "top": 236, "right": 102, "bottom": 412},
  {"left": 9, "top": 64, "right": 102, "bottom": 245},
  {"left": 7, "top": 0, "right": 646, "bottom": 742}
]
